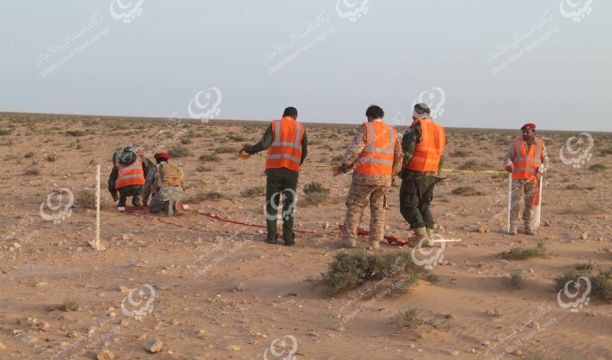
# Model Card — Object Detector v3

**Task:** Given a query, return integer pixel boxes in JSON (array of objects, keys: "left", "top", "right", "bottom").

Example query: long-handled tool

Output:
[
  {"left": 534, "top": 168, "right": 544, "bottom": 230},
  {"left": 507, "top": 172, "right": 512, "bottom": 233}
]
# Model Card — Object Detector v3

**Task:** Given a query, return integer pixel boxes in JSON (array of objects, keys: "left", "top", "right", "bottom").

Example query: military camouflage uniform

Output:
[
  {"left": 504, "top": 138, "right": 550, "bottom": 232},
  {"left": 340, "top": 121, "right": 403, "bottom": 245},
  {"left": 399, "top": 120, "right": 445, "bottom": 231},
  {"left": 143, "top": 161, "right": 184, "bottom": 216}
]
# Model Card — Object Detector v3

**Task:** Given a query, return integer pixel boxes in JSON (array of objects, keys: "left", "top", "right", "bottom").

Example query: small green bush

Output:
[
  {"left": 499, "top": 242, "right": 546, "bottom": 260},
  {"left": 241, "top": 186, "right": 265, "bottom": 198},
  {"left": 65, "top": 130, "right": 85, "bottom": 137},
  {"left": 303, "top": 182, "right": 330, "bottom": 205},
  {"left": 168, "top": 145, "right": 192, "bottom": 158},
  {"left": 322, "top": 251, "right": 433, "bottom": 296},
  {"left": 555, "top": 268, "right": 611, "bottom": 303},
  {"left": 199, "top": 154, "right": 220, "bottom": 162},
  {"left": 504, "top": 271, "right": 525, "bottom": 290},
  {"left": 451, "top": 186, "right": 485, "bottom": 196},
  {"left": 588, "top": 164, "right": 606, "bottom": 172},
  {"left": 75, "top": 190, "right": 96, "bottom": 209},
  {"left": 214, "top": 146, "right": 235, "bottom": 154}
]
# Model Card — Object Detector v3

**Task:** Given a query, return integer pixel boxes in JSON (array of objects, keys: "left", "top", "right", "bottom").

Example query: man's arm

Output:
[
  {"left": 391, "top": 133, "right": 403, "bottom": 176},
  {"left": 300, "top": 131, "right": 308, "bottom": 164},
  {"left": 108, "top": 166, "right": 118, "bottom": 194},
  {"left": 246, "top": 124, "right": 273, "bottom": 154},
  {"left": 142, "top": 166, "right": 156, "bottom": 204},
  {"left": 541, "top": 142, "right": 550, "bottom": 172},
  {"left": 339, "top": 125, "right": 367, "bottom": 171},
  {"left": 503, "top": 142, "right": 514, "bottom": 170},
  {"left": 400, "top": 124, "right": 420, "bottom": 173}
]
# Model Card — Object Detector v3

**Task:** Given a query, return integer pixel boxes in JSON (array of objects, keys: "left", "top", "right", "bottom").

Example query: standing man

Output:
[
  {"left": 503, "top": 123, "right": 549, "bottom": 235},
  {"left": 336, "top": 105, "right": 402, "bottom": 250},
  {"left": 241, "top": 107, "right": 308, "bottom": 246},
  {"left": 399, "top": 103, "right": 446, "bottom": 247},
  {"left": 143, "top": 152, "right": 185, "bottom": 216},
  {"left": 108, "top": 145, "right": 148, "bottom": 211}
]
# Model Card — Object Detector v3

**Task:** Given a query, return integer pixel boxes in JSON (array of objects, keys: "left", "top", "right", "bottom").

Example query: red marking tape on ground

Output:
[{"left": 338, "top": 225, "right": 411, "bottom": 246}]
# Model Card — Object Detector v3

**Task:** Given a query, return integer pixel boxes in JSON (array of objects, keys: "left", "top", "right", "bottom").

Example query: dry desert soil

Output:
[{"left": 0, "top": 112, "right": 610, "bottom": 360}]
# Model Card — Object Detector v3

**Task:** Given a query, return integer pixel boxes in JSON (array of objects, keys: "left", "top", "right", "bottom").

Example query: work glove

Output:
[{"left": 505, "top": 165, "right": 513, "bottom": 173}]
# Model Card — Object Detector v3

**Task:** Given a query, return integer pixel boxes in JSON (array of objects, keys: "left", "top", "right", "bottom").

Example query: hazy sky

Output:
[{"left": 1, "top": 0, "right": 610, "bottom": 131}]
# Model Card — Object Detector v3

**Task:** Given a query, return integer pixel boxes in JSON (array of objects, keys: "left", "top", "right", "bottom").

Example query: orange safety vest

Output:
[
  {"left": 354, "top": 121, "right": 398, "bottom": 176},
  {"left": 115, "top": 152, "right": 145, "bottom": 189},
  {"left": 407, "top": 118, "right": 446, "bottom": 172},
  {"left": 265, "top": 117, "right": 305, "bottom": 172},
  {"left": 511, "top": 136, "right": 543, "bottom": 181}
]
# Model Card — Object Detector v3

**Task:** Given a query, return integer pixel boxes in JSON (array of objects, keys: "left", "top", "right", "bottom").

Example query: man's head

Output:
[
  {"left": 412, "top": 103, "right": 431, "bottom": 120},
  {"left": 521, "top": 123, "right": 536, "bottom": 142},
  {"left": 365, "top": 105, "right": 384, "bottom": 121},
  {"left": 282, "top": 107, "right": 298, "bottom": 119},
  {"left": 154, "top": 152, "right": 170, "bottom": 164}
]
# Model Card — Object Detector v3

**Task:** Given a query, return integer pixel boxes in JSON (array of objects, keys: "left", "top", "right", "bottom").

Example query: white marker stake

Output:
[
  {"left": 89, "top": 165, "right": 103, "bottom": 250},
  {"left": 535, "top": 173, "right": 544, "bottom": 229},
  {"left": 507, "top": 172, "right": 512, "bottom": 233}
]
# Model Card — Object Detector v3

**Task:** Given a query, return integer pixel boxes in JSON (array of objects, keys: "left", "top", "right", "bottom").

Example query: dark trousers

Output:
[
  {"left": 117, "top": 185, "right": 143, "bottom": 207},
  {"left": 265, "top": 172, "right": 299, "bottom": 244},
  {"left": 399, "top": 176, "right": 437, "bottom": 229}
]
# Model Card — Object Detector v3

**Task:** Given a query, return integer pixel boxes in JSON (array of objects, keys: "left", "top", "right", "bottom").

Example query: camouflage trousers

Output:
[
  {"left": 150, "top": 187, "right": 184, "bottom": 216},
  {"left": 510, "top": 180, "right": 537, "bottom": 231},
  {"left": 342, "top": 183, "right": 389, "bottom": 242}
]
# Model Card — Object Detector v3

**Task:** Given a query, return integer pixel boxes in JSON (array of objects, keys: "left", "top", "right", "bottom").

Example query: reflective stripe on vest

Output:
[
  {"left": 115, "top": 152, "right": 145, "bottom": 189},
  {"left": 354, "top": 121, "right": 397, "bottom": 176},
  {"left": 265, "top": 117, "right": 304, "bottom": 172},
  {"left": 511, "top": 136, "right": 542, "bottom": 181},
  {"left": 406, "top": 118, "right": 446, "bottom": 172}
]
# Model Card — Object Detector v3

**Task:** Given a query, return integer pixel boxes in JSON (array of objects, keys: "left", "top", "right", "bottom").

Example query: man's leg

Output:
[
  {"left": 132, "top": 185, "right": 144, "bottom": 207},
  {"left": 523, "top": 180, "right": 537, "bottom": 234},
  {"left": 510, "top": 180, "right": 525, "bottom": 234},
  {"left": 148, "top": 192, "right": 167, "bottom": 214},
  {"left": 117, "top": 188, "right": 128, "bottom": 208},
  {"left": 399, "top": 178, "right": 424, "bottom": 229},
  {"left": 417, "top": 176, "right": 437, "bottom": 231},
  {"left": 281, "top": 174, "right": 298, "bottom": 245},
  {"left": 265, "top": 174, "right": 283, "bottom": 244},
  {"left": 368, "top": 185, "right": 389, "bottom": 249},
  {"left": 342, "top": 183, "right": 372, "bottom": 247}
]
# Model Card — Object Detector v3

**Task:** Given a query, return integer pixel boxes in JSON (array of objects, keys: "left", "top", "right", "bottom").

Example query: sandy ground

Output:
[{"left": 0, "top": 112, "right": 610, "bottom": 360}]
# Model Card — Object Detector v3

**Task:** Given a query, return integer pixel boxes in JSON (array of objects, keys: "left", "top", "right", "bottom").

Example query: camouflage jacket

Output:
[{"left": 340, "top": 121, "right": 403, "bottom": 187}]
